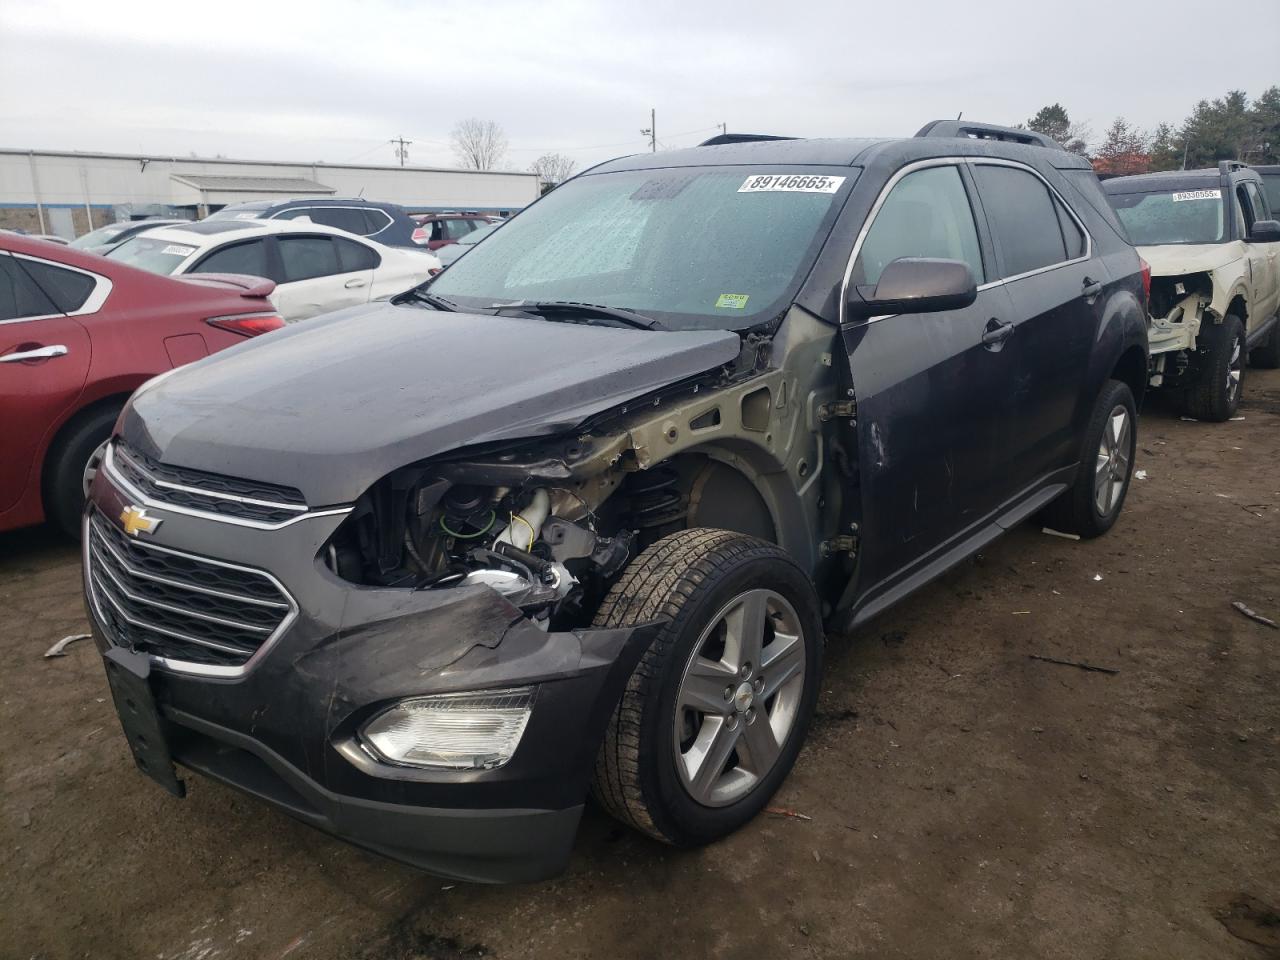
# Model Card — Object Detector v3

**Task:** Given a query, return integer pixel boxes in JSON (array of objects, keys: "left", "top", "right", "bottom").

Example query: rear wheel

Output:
[
  {"left": 1042, "top": 379, "right": 1137, "bottom": 539},
  {"left": 1249, "top": 320, "right": 1280, "bottom": 369},
  {"left": 1184, "top": 315, "right": 1245, "bottom": 421},
  {"left": 44, "top": 406, "right": 119, "bottom": 539},
  {"left": 591, "top": 528, "right": 823, "bottom": 845}
]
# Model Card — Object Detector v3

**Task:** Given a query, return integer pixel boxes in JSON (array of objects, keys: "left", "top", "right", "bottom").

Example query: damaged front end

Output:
[{"left": 1145, "top": 271, "right": 1215, "bottom": 387}]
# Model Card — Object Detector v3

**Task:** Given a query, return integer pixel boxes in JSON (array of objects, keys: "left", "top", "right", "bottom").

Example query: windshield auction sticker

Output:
[
  {"left": 1171, "top": 189, "right": 1221, "bottom": 202},
  {"left": 739, "top": 174, "right": 846, "bottom": 194},
  {"left": 162, "top": 244, "right": 196, "bottom": 257}
]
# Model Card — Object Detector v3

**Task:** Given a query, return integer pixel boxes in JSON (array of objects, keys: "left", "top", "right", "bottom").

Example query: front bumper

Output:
[{"left": 85, "top": 468, "right": 657, "bottom": 883}]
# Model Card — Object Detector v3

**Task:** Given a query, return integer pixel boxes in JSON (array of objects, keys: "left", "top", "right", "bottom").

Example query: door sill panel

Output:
[{"left": 846, "top": 465, "right": 1077, "bottom": 630}]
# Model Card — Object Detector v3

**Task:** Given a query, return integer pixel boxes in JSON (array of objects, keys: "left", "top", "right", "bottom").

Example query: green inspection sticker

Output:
[{"left": 716, "top": 293, "right": 750, "bottom": 309}]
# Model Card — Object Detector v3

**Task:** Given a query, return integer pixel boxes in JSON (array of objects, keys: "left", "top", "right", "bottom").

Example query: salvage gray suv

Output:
[{"left": 87, "top": 122, "right": 1149, "bottom": 882}]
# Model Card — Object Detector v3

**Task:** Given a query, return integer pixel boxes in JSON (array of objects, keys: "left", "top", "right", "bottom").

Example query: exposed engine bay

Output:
[{"left": 325, "top": 467, "right": 641, "bottom": 630}]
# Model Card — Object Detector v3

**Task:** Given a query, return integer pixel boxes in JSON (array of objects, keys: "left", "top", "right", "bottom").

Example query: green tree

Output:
[
  {"left": 1148, "top": 122, "right": 1182, "bottom": 172},
  {"left": 1247, "top": 86, "right": 1280, "bottom": 163},
  {"left": 1179, "top": 90, "right": 1253, "bottom": 167},
  {"left": 1026, "top": 103, "right": 1089, "bottom": 155}
]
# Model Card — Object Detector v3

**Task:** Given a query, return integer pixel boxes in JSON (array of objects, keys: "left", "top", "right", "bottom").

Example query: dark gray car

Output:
[{"left": 86, "top": 121, "right": 1148, "bottom": 883}]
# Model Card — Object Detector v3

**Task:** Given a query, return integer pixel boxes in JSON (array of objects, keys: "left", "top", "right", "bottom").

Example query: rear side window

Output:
[
  {"left": 308, "top": 208, "right": 370, "bottom": 235},
  {"left": 973, "top": 165, "right": 1070, "bottom": 278},
  {"left": 278, "top": 235, "right": 339, "bottom": 281},
  {"left": 191, "top": 239, "right": 270, "bottom": 278},
  {"left": 1260, "top": 175, "right": 1280, "bottom": 222},
  {"left": 0, "top": 255, "right": 58, "bottom": 320},
  {"left": 361, "top": 209, "right": 393, "bottom": 235},
  {"left": 17, "top": 258, "right": 96, "bottom": 312},
  {"left": 1055, "top": 200, "right": 1086, "bottom": 260},
  {"left": 1243, "top": 181, "right": 1269, "bottom": 222},
  {"left": 852, "top": 165, "right": 985, "bottom": 286},
  {"left": 335, "top": 237, "right": 379, "bottom": 271}
]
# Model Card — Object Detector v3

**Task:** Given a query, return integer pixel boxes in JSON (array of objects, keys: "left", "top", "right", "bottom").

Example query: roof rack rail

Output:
[
  {"left": 698, "top": 133, "right": 797, "bottom": 147},
  {"left": 914, "top": 120, "right": 1064, "bottom": 151}
]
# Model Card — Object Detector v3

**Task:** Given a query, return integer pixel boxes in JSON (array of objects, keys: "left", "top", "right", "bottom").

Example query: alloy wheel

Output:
[
  {"left": 1226, "top": 335, "right": 1242, "bottom": 405},
  {"left": 1094, "top": 405, "right": 1131, "bottom": 517},
  {"left": 672, "top": 588, "right": 806, "bottom": 807}
]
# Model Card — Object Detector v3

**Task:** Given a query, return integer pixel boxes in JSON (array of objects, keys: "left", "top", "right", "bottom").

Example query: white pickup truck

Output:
[{"left": 1103, "top": 163, "right": 1280, "bottom": 421}]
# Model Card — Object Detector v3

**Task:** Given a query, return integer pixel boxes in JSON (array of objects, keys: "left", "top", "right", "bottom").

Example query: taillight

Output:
[
  {"left": 206, "top": 313, "right": 286, "bottom": 337},
  {"left": 1139, "top": 257, "right": 1151, "bottom": 307},
  {"left": 412, "top": 227, "right": 428, "bottom": 245}
]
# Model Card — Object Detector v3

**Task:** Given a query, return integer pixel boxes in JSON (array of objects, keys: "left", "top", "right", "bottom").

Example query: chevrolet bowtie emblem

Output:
[{"left": 120, "top": 505, "right": 162, "bottom": 537}]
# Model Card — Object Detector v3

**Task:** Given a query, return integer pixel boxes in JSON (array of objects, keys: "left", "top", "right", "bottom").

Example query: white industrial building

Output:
[{"left": 0, "top": 148, "right": 542, "bottom": 237}]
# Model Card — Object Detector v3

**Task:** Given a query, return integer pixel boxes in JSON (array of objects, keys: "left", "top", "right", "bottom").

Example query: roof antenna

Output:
[{"left": 956, "top": 111, "right": 963, "bottom": 120}]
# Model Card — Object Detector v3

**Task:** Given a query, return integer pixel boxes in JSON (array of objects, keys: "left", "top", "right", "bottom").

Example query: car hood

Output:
[
  {"left": 122, "top": 302, "right": 740, "bottom": 505},
  {"left": 1136, "top": 243, "right": 1241, "bottom": 277}
]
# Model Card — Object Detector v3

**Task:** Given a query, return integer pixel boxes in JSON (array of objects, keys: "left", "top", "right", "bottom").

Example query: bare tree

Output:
[
  {"left": 451, "top": 118, "right": 508, "bottom": 171},
  {"left": 530, "top": 153, "right": 576, "bottom": 192}
]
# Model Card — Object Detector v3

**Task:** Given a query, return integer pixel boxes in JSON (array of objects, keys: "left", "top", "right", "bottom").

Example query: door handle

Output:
[
  {"left": 344, "top": 278, "right": 367, "bottom": 289},
  {"left": 1082, "top": 276, "right": 1103, "bottom": 302},
  {"left": 0, "top": 344, "right": 68, "bottom": 363},
  {"left": 981, "top": 319, "right": 1014, "bottom": 347}
]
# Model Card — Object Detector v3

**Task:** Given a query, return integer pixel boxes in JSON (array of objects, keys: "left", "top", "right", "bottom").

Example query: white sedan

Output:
[{"left": 106, "top": 219, "right": 440, "bottom": 323}]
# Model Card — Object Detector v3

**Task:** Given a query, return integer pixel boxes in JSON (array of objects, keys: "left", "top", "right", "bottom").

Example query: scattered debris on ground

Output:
[
  {"left": 43, "top": 634, "right": 91, "bottom": 658},
  {"left": 1232, "top": 601, "right": 1278, "bottom": 630}
]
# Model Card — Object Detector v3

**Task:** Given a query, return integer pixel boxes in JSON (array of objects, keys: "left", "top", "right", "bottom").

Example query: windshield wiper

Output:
[
  {"left": 488, "top": 300, "right": 666, "bottom": 331},
  {"left": 401, "top": 287, "right": 457, "bottom": 311}
]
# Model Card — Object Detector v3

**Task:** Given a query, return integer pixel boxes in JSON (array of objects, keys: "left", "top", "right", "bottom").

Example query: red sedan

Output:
[{"left": 1, "top": 234, "right": 283, "bottom": 537}]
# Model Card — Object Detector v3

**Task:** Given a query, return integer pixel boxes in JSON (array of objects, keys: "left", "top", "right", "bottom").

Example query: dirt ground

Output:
[{"left": 4, "top": 370, "right": 1279, "bottom": 960}]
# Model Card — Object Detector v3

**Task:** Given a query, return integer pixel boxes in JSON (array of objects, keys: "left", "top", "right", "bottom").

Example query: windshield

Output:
[
  {"left": 69, "top": 223, "right": 130, "bottom": 249},
  {"left": 428, "top": 165, "right": 855, "bottom": 330},
  {"left": 1108, "top": 188, "right": 1225, "bottom": 245},
  {"left": 106, "top": 235, "right": 198, "bottom": 274}
]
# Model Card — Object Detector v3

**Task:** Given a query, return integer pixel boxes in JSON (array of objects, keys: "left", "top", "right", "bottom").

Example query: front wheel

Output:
[
  {"left": 1042, "top": 379, "right": 1137, "bottom": 539},
  {"left": 45, "top": 406, "right": 120, "bottom": 539},
  {"left": 591, "top": 528, "right": 824, "bottom": 846},
  {"left": 1184, "top": 315, "right": 1245, "bottom": 421}
]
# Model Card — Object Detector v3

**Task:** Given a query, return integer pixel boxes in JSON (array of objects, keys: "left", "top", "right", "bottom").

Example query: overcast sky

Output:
[{"left": 2, "top": 0, "right": 1277, "bottom": 172}]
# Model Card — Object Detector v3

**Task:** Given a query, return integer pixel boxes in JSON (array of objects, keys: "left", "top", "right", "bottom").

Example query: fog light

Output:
[{"left": 360, "top": 687, "right": 534, "bottom": 770}]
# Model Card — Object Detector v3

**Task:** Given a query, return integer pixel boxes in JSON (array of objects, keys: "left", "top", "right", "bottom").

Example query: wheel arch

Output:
[
  {"left": 1109, "top": 344, "right": 1148, "bottom": 409},
  {"left": 40, "top": 391, "right": 130, "bottom": 507}
]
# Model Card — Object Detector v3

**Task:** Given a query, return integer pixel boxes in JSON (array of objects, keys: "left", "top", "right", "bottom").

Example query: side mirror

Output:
[
  {"left": 846, "top": 257, "right": 977, "bottom": 320},
  {"left": 1247, "top": 219, "right": 1280, "bottom": 243}
]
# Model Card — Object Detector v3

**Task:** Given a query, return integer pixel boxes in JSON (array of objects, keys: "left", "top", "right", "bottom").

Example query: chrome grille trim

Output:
[
  {"left": 90, "top": 570, "right": 253, "bottom": 657},
  {"left": 89, "top": 517, "right": 289, "bottom": 610},
  {"left": 114, "top": 444, "right": 308, "bottom": 513},
  {"left": 91, "top": 556, "right": 272, "bottom": 634},
  {"left": 85, "top": 509, "right": 299, "bottom": 679},
  {"left": 101, "top": 442, "right": 351, "bottom": 531}
]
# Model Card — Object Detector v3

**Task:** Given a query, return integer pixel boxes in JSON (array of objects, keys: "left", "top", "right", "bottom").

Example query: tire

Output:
[
  {"left": 44, "top": 406, "right": 118, "bottom": 539},
  {"left": 1184, "top": 315, "right": 1245, "bottom": 421},
  {"left": 1042, "top": 379, "right": 1137, "bottom": 540},
  {"left": 591, "top": 528, "right": 823, "bottom": 846},
  {"left": 1249, "top": 320, "right": 1280, "bottom": 369}
]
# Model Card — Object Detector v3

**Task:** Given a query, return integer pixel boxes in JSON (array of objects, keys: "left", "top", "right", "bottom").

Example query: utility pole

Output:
[
  {"left": 640, "top": 109, "right": 656, "bottom": 152},
  {"left": 390, "top": 136, "right": 413, "bottom": 167},
  {"left": 720, "top": 122, "right": 727, "bottom": 136}
]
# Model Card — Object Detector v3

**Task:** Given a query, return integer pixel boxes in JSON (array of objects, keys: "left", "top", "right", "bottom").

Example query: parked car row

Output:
[
  {"left": 104, "top": 219, "right": 439, "bottom": 323},
  {"left": 0, "top": 233, "right": 283, "bottom": 537}
]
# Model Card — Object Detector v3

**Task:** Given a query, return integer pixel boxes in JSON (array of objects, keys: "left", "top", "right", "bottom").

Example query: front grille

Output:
[
  {"left": 110, "top": 441, "right": 308, "bottom": 526},
  {"left": 87, "top": 510, "right": 293, "bottom": 671}
]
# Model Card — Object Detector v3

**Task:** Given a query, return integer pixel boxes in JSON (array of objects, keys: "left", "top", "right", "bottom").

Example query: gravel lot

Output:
[{"left": 4, "top": 370, "right": 1279, "bottom": 960}]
